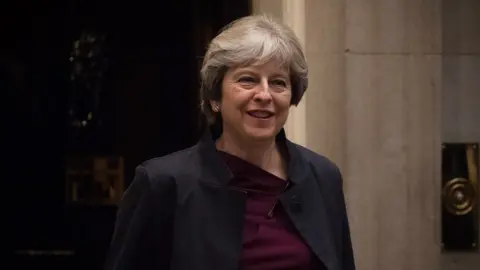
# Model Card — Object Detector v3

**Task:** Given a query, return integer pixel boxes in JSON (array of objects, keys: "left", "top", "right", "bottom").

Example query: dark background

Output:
[{"left": 2, "top": 0, "right": 249, "bottom": 268}]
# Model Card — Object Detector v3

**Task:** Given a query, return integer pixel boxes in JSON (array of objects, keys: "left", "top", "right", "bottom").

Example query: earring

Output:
[{"left": 212, "top": 104, "right": 220, "bottom": 112}]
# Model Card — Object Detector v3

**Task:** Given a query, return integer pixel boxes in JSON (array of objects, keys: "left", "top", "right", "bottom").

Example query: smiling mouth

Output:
[{"left": 247, "top": 110, "right": 274, "bottom": 119}]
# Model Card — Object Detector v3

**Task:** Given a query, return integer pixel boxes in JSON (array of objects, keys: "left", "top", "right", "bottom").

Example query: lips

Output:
[{"left": 247, "top": 110, "right": 274, "bottom": 119}]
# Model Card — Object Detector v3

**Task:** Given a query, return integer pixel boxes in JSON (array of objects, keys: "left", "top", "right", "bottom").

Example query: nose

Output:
[{"left": 253, "top": 78, "right": 273, "bottom": 103}]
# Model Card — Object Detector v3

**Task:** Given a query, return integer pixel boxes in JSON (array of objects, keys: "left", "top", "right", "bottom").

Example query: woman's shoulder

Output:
[
  {"left": 286, "top": 141, "right": 343, "bottom": 189},
  {"left": 287, "top": 142, "right": 345, "bottom": 196},
  {"left": 136, "top": 144, "right": 202, "bottom": 185},
  {"left": 288, "top": 141, "right": 340, "bottom": 174}
]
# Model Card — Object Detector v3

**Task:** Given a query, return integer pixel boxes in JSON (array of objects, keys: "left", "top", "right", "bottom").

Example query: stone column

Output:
[
  {"left": 252, "top": 1, "right": 442, "bottom": 269},
  {"left": 303, "top": 0, "right": 346, "bottom": 169},
  {"left": 344, "top": 1, "right": 442, "bottom": 269}
]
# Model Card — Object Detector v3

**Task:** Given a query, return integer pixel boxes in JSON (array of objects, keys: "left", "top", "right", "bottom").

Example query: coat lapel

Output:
[
  {"left": 280, "top": 180, "right": 339, "bottom": 270},
  {"left": 281, "top": 139, "right": 339, "bottom": 270},
  {"left": 196, "top": 128, "right": 339, "bottom": 270}
]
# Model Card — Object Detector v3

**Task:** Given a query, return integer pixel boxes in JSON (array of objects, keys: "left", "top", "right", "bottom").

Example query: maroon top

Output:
[{"left": 219, "top": 151, "right": 317, "bottom": 270}]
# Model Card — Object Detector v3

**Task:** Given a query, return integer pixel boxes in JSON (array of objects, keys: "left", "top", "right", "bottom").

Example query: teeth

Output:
[{"left": 249, "top": 111, "right": 272, "bottom": 118}]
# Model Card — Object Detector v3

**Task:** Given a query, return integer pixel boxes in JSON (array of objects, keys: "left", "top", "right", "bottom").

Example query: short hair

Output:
[{"left": 199, "top": 14, "right": 309, "bottom": 124}]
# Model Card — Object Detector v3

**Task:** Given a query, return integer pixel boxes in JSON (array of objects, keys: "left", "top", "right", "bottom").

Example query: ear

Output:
[{"left": 210, "top": 101, "right": 220, "bottom": 112}]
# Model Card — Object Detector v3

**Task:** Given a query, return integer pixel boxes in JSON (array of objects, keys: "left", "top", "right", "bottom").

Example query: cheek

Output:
[
  {"left": 220, "top": 92, "right": 253, "bottom": 119},
  {"left": 274, "top": 93, "right": 292, "bottom": 112},
  {"left": 223, "top": 91, "right": 255, "bottom": 110},
  {"left": 277, "top": 108, "right": 290, "bottom": 123}
]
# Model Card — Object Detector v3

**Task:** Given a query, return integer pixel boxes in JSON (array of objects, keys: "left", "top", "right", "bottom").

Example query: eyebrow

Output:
[{"left": 234, "top": 68, "right": 289, "bottom": 78}]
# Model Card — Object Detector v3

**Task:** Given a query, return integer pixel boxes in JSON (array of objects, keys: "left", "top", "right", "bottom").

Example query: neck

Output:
[{"left": 215, "top": 130, "right": 279, "bottom": 171}]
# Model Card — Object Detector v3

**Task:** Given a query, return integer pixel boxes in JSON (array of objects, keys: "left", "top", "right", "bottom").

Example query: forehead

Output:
[{"left": 230, "top": 60, "right": 289, "bottom": 76}]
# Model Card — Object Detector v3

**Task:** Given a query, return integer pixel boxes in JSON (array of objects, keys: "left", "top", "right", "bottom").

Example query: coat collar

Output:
[
  {"left": 196, "top": 126, "right": 339, "bottom": 270},
  {"left": 197, "top": 126, "right": 310, "bottom": 186}
]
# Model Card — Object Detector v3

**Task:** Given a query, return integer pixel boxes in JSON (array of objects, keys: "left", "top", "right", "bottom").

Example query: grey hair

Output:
[{"left": 199, "top": 14, "right": 309, "bottom": 124}]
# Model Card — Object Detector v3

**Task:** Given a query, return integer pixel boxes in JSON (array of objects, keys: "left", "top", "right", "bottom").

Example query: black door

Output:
[{"left": 4, "top": 0, "right": 249, "bottom": 268}]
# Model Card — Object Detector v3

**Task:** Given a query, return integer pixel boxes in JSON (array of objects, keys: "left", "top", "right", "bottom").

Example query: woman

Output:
[{"left": 105, "top": 14, "right": 355, "bottom": 270}]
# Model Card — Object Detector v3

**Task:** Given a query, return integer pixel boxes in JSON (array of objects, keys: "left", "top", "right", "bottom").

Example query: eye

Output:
[
  {"left": 238, "top": 76, "right": 256, "bottom": 83},
  {"left": 271, "top": 79, "right": 287, "bottom": 87}
]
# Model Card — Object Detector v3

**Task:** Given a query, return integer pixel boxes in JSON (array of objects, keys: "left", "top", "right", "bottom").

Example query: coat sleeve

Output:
[
  {"left": 104, "top": 165, "right": 175, "bottom": 270},
  {"left": 337, "top": 170, "right": 356, "bottom": 270}
]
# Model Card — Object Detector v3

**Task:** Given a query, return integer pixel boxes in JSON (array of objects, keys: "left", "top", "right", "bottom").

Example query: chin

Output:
[{"left": 243, "top": 126, "right": 278, "bottom": 141}]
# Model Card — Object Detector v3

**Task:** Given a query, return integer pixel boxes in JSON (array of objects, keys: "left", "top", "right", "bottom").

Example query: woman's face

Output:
[{"left": 215, "top": 61, "right": 292, "bottom": 142}]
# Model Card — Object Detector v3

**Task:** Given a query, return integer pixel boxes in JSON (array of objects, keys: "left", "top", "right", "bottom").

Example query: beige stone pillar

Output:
[
  {"left": 303, "top": 0, "right": 346, "bottom": 169},
  {"left": 344, "top": 1, "right": 442, "bottom": 269},
  {"left": 252, "top": 1, "right": 442, "bottom": 270}
]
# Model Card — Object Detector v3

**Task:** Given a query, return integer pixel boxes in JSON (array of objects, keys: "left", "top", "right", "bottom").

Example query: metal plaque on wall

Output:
[{"left": 441, "top": 143, "right": 478, "bottom": 252}]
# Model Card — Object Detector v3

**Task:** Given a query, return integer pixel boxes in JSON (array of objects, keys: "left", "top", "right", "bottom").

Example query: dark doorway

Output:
[{"left": 4, "top": 0, "right": 249, "bottom": 269}]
